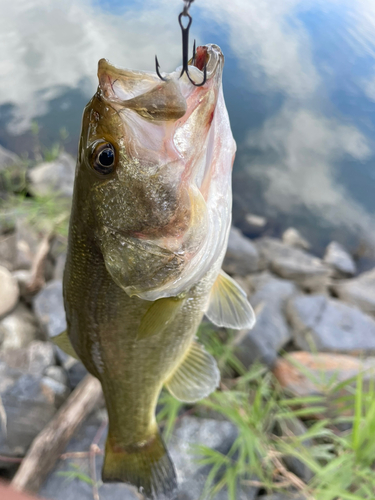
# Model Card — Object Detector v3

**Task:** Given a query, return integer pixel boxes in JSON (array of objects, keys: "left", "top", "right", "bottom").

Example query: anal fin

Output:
[
  {"left": 51, "top": 330, "right": 80, "bottom": 360},
  {"left": 205, "top": 270, "right": 256, "bottom": 330},
  {"left": 165, "top": 341, "right": 220, "bottom": 403}
]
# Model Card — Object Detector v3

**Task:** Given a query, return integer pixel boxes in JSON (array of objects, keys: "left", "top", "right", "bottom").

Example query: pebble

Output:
[
  {"left": 0, "top": 232, "right": 17, "bottom": 270},
  {"left": 282, "top": 227, "right": 311, "bottom": 250},
  {"left": 28, "top": 152, "right": 76, "bottom": 198},
  {"left": 15, "top": 219, "right": 40, "bottom": 270},
  {"left": 323, "top": 241, "right": 356, "bottom": 277},
  {"left": 0, "top": 303, "right": 41, "bottom": 352},
  {"left": 233, "top": 272, "right": 296, "bottom": 368},
  {"left": 0, "top": 265, "right": 19, "bottom": 318},
  {"left": 255, "top": 237, "right": 331, "bottom": 292},
  {"left": 332, "top": 267, "right": 375, "bottom": 317},
  {"left": 0, "top": 341, "right": 66, "bottom": 468},
  {"left": 223, "top": 226, "right": 260, "bottom": 276},
  {"left": 33, "top": 280, "right": 67, "bottom": 339},
  {"left": 287, "top": 294, "right": 375, "bottom": 354}
]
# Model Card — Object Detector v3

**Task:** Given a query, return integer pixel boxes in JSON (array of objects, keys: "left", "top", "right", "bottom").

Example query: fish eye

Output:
[{"left": 91, "top": 142, "right": 116, "bottom": 175}]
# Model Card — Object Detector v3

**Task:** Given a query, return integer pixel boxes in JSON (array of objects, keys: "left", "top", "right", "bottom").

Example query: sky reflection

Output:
[{"left": 0, "top": 0, "right": 375, "bottom": 257}]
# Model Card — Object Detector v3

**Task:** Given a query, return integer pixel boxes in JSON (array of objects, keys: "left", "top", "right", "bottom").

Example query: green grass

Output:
[{"left": 157, "top": 329, "right": 375, "bottom": 500}]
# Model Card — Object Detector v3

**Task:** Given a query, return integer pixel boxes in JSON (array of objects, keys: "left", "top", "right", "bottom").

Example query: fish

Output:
[{"left": 56, "top": 44, "right": 255, "bottom": 499}]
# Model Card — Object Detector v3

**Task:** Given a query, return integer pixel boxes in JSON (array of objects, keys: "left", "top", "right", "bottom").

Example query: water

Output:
[{"left": 1, "top": 0, "right": 375, "bottom": 263}]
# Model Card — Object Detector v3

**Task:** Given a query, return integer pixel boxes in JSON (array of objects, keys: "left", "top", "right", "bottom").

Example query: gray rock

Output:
[
  {"left": 171, "top": 417, "right": 258, "bottom": 500},
  {"left": 223, "top": 226, "right": 260, "bottom": 276},
  {"left": 12, "top": 269, "right": 33, "bottom": 299},
  {"left": 0, "top": 303, "right": 41, "bottom": 351},
  {"left": 33, "top": 280, "right": 66, "bottom": 339},
  {"left": 0, "top": 145, "right": 20, "bottom": 170},
  {"left": 28, "top": 152, "right": 76, "bottom": 198},
  {"left": 44, "top": 365, "right": 69, "bottom": 386},
  {"left": 0, "top": 265, "right": 19, "bottom": 318},
  {"left": 0, "top": 232, "right": 17, "bottom": 270},
  {"left": 255, "top": 237, "right": 331, "bottom": 292},
  {"left": 40, "top": 376, "right": 70, "bottom": 407},
  {"left": 287, "top": 294, "right": 375, "bottom": 354},
  {"left": 282, "top": 227, "right": 311, "bottom": 250},
  {"left": 1, "top": 340, "right": 55, "bottom": 377},
  {"left": 276, "top": 417, "right": 313, "bottom": 483},
  {"left": 54, "top": 252, "right": 67, "bottom": 281},
  {"left": 233, "top": 272, "right": 297, "bottom": 368},
  {"left": 15, "top": 219, "right": 40, "bottom": 270},
  {"left": 39, "top": 410, "right": 139, "bottom": 500},
  {"left": 0, "top": 341, "right": 63, "bottom": 468},
  {"left": 245, "top": 213, "right": 267, "bottom": 229},
  {"left": 259, "top": 495, "right": 307, "bottom": 500},
  {"left": 39, "top": 414, "right": 257, "bottom": 500},
  {"left": 324, "top": 241, "right": 356, "bottom": 277},
  {"left": 332, "top": 268, "right": 375, "bottom": 317}
]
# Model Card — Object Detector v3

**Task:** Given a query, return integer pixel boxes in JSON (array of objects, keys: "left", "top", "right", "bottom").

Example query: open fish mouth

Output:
[{"left": 91, "top": 44, "right": 234, "bottom": 301}]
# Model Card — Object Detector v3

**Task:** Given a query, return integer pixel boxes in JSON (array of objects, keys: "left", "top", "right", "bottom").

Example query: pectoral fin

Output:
[
  {"left": 165, "top": 341, "right": 220, "bottom": 403},
  {"left": 51, "top": 330, "right": 79, "bottom": 360},
  {"left": 137, "top": 296, "right": 185, "bottom": 340},
  {"left": 205, "top": 270, "right": 256, "bottom": 329}
]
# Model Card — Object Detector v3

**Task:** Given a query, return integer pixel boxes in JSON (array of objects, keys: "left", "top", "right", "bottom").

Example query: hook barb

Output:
[
  {"left": 155, "top": 55, "right": 167, "bottom": 82},
  {"left": 154, "top": 1, "right": 207, "bottom": 87}
]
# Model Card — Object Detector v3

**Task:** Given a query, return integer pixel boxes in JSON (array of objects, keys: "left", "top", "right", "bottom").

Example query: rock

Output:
[
  {"left": 323, "top": 241, "right": 356, "bottom": 277},
  {"left": 287, "top": 294, "right": 375, "bottom": 354},
  {"left": 0, "top": 265, "right": 19, "bottom": 318},
  {"left": 28, "top": 152, "right": 76, "bottom": 198},
  {"left": 15, "top": 219, "right": 40, "bottom": 270},
  {"left": 44, "top": 365, "right": 69, "bottom": 386},
  {"left": 244, "top": 213, "right": 267, "bottom": 235},
  {"left": 12, "top": 269, "right": 33, "bottom": 299},
  {"left": 332, "top": 268, "right": 375, "bottom": 317},
  {"left": 171, "top": 416, "right": 258, "bottom": 500},
  {"left": 0, "top": 303, "right": 41, "bottom": 351},
  {"left": 0, "top": 341, "right": 65, "bottom": 468},
  {"left": 276, "top": 417, "right": 313, "bottom": 483},
  {"left": 233, "top": 272, "right": 296, "bottom": 368},
  {"left": 273, "top": 351, "right": 375, "bottom": 398},
  {"left": 53, "top": 252, "right": 67, "bottom": 280},
  {"left": 259, "top": 495, "right": 307, "bottom": 500},
  {"left": 0, "top": 232, "right": 17, "bottom": 270},
  {"left": 33, "top": 280, "right": 66, "bottom": 339},
  {"left": 0, "top": 145, "right": 20, "bottom": 170},
  {"left": 2, "top": 341, "right": 55, "bottom": 377},
  {"left": 223, "top": 226, "right": 260, "bottom": 276},
  {"left": 282, "top": 227, "right": 311, "bottom": 250},
  {"left": 39, "top": 410, "right": 139, "bottom": 500},
  {"left": 39, "top": 414, "right": 257, "bottom": 500},
  {"left": 254, "top": 238, "right": 331, "bottom": 292},
  {"left": 40, "top": 376, "right": 70, "bottom": 407}
]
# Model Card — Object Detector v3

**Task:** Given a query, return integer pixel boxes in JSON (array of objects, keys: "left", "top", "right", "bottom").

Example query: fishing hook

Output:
[{"left": 155, "top": 0, "right": 207, "bottom": 87}]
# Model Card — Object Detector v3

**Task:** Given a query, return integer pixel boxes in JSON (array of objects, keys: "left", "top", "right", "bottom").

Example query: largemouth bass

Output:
[{"left": 58, "top": 44, "right": 255, "bottom": 499}]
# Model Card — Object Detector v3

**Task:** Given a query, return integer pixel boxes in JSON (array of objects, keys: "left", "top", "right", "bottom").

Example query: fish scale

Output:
[{"left": 56, "top": 44, "right": 255, "bottom": 499}]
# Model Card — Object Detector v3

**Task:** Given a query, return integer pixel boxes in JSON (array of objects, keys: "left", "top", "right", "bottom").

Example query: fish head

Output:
[{"left": 76, "top": 44, "right": 236, "bottom": 300}]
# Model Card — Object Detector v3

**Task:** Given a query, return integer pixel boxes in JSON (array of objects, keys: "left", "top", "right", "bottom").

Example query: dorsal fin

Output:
[
  {"left": 205, "top": 270, "right": 256, "bottom": 329},
  {"left": 165, "top": 341, "right": 220, "bottom": 403},
  {"left": 137, "top": 296, "right": 185, "bottom": 340}
]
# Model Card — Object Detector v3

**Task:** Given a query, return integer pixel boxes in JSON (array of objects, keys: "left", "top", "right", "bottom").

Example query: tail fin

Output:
[{"left": 102, "top": 430, "right": 177, "bottom": 499}]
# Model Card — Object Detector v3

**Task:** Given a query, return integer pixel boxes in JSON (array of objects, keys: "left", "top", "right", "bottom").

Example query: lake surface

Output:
[{"left": 1, "top": 0, "right": 375, "bottom": 264}]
